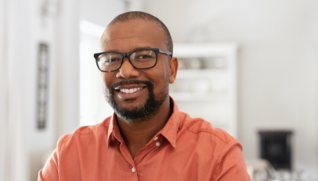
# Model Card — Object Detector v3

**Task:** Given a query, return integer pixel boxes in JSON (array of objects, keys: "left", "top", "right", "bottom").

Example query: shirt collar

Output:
[
  {"left": 158, "top": 99, "right": 181, "bottom": 148},
  {"left": 107, "top": 114, "right": 124, "bottom": 146},
  {"left": 106, "top": 98, "right": 182, "bottom": 149}
]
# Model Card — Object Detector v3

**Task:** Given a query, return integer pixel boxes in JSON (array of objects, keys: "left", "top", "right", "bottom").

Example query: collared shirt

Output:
[{"left": 38, "top": 102, "right": 250, "bottom": 181}]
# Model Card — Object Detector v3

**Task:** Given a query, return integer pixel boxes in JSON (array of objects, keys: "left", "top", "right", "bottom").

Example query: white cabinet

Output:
[{"left": 171, "top": 43, "right": 238, "bottom": 137}]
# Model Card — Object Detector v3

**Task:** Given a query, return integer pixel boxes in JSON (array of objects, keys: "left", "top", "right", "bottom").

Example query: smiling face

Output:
[{"left": 101, "top": 19, "right": 178, "bottom": 121}]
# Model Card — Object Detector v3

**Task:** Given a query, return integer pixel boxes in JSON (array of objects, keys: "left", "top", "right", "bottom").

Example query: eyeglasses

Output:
[{"left": 94, "top": 48, "right": 172, "bottom": 72}]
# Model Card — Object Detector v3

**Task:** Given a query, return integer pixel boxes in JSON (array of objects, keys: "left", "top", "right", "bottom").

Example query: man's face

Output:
[{"left": 101, "top": 19, "right": 177, "bottom": 121}]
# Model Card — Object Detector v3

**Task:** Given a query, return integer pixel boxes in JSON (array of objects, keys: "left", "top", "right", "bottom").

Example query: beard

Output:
[{"left": 106, "top": 79, "right": 168, "bottom": 122}]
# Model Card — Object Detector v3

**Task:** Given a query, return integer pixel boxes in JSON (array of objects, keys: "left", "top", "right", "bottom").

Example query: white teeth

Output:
[{"left": 120, "top": 87, "right": 142, "bottom": 94}]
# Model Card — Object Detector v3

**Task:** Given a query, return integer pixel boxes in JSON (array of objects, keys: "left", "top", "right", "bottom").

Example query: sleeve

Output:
[
  {"left": 213, "top": 142, "right": 251, "bottom": 181},
  {"left": 38, "top": 135, "right": 69, "bottom": 181},
  {"left": 38, "top": 149, "right": 59, "bottom": 181}
]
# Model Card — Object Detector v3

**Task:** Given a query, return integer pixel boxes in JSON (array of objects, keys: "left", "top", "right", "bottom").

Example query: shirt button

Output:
[
  {"left": 155, "top": 141, "right": 161, "bottom": 147},
  {"left": 131, "top": 167, "right": 136, "bottom": 173}
]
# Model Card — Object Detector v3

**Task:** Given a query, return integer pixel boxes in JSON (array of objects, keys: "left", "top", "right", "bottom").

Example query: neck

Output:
[{"left": 116, "top": 98, "right": 172, "bottom": 158}]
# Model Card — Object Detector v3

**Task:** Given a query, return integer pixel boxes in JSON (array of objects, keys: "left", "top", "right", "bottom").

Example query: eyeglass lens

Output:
[{"left": 97, "top": 49, "right": 157, "bottom": 71}]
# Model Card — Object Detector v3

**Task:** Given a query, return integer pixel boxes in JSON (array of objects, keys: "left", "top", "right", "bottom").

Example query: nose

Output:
[{"left": 116, "top": 57, "right": 140, "bottom": 79}]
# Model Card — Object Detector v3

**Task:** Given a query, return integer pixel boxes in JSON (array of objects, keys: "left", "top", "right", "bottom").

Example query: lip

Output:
[{"left": 114, "top": 84, "right": 147, "bottom": 100}]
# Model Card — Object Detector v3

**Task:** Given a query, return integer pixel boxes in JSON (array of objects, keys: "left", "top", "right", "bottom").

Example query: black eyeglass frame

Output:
[{"left": 93, "top": 48, "right": 173, "bottom": 72}]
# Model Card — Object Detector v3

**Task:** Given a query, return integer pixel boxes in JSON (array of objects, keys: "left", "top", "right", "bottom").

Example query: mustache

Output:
[{"left": 110, "top": 79, "right": 153, "bottom": 90}]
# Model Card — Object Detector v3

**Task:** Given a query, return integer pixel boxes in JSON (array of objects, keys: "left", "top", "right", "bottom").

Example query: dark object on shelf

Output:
[
  {"left": 36, "top": 42, "right": 49, "bottom": 130},
  {"left": 258, "top": 130, "right": 293, "bottom": 170}
]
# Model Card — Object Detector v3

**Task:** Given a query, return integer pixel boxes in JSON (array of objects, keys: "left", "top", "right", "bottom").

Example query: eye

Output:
[
  {"left": 99, "top": 53, "right": 122, "bottom": 64},
  {"left": 136, "top": 54, "right": 153, "bottom": 60},
  {"left": 109, "top": 57, "right": 121, "bottom": 63},
  {"left": 133, "top": 50, "right": 156, "bottom": 61}
]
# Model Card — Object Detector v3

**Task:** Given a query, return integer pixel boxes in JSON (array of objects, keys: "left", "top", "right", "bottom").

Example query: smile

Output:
[
  {"left": 113, "top": 84, "right": 147, "bottom": 100},
  {"left": 119, "top": 87, "right": 143, "bottom": 94}
]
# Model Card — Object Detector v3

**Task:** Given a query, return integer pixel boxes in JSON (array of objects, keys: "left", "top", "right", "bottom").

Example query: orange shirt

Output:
[{"left": 38, "top": 103, "right": 250, "bottom": 181}]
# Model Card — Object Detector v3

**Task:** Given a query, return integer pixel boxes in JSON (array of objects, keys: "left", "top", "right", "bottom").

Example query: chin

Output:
[{"left": 113, "top": 98, "right": 162, "bottom": 121}]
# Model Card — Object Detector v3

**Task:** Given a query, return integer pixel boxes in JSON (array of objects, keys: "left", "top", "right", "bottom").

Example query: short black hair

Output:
[{"left": 108, "top": 11, "right": 173, "bottom": 53}]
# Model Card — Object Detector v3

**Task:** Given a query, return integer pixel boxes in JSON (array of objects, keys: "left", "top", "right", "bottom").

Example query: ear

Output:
[{"left": 169, "top": 57, "right": 178, "bottom": 83}]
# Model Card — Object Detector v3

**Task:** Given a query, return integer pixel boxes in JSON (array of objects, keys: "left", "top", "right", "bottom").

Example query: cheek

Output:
[
  {"left": 151, "top": 65, "right": 170, "bottom": 90},
  {"left": 103, "top": 74, "right": 113, "bottom": 91}
]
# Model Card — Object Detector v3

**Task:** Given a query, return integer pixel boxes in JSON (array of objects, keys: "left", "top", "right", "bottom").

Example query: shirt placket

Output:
[
  {"left": 118, "top": 142, "right": 140, "bottom": 180},
  {"left": 118, "top": 135, "right": 164, "bottom": 181},
  {"left": 133, "top": 135, "right": 163, "bottom": 165}
]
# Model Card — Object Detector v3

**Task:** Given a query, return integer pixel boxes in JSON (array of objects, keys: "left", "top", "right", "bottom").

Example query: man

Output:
[{"left": 38, "top": 11, "right": 250, "bottom": 181}]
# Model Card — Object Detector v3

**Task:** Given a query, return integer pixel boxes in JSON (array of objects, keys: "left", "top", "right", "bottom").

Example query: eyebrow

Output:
[{"left": 102, "top": 46, "right": 157, "bottom": 54}]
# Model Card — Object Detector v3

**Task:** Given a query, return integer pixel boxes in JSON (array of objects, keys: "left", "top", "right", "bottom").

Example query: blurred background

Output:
[{"left": 0, "top": 0, "right": 317, "bottom": 180}]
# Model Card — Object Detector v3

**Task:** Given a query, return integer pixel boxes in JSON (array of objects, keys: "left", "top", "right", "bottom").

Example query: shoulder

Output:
[
  {"left": 177, "top": 112, "right": 243, "bottom": 166},
  {"left": 56, "top": 118, "right": 111, "bottom": 152},
  {"left": 180, "top": 112, "right": 239, "bottom": 147}
]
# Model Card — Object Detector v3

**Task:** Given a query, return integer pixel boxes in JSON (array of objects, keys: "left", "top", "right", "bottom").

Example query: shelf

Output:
[
  {"left": 171, "top": 92, "right": 230, "bottom": 102},
  {"left": 171, "top": 43, "right": 238, "bottom": 137},
  {"left": 176, "top": 69, "right": 227, "bottom": 79}
]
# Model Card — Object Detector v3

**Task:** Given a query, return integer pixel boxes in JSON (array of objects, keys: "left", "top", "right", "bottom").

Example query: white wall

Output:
[
  {"left": 80, "top": 23, "right": 113, "bottom": 125},
  {"left": 79, "top": 0, "right": 125, "bottom": 125},
  {"left": 80, "top": 0, "right": 124, "bottom": 26},
  {"left": 0, "top": 0, "right": 7, "bottom": 179},
  {"left": 144, "top": 0, "right": 318, "bottom": 179},
  {"left": 5, "top": 0, "right": 35, "bottom": 179},
  {"left": 1, "top": 0, "right": 81, "bottom": 180},
  {"left": 54, "top": 0, "right": 80, "bottom": 137},
  {"left": 0, "top": 0, "right": 125, "bottom": 180},
  {"left": 4, "top": 0, "right": 54, "bottom": 179}
]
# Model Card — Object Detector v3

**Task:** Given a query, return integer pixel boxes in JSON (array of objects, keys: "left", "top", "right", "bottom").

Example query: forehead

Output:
[{"left": 101, "top": 19, "right": 167, "bottom": 52}]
